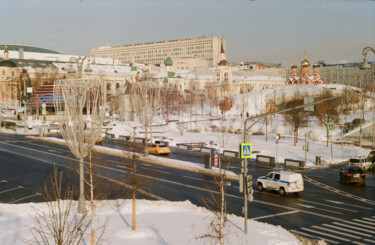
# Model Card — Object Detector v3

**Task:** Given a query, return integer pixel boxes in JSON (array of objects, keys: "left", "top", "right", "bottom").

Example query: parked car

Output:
[
  {"left": 348, "top": 156, "right": 372, "bottom": 171},
  {"left": 84, "top": 135, "right": 103, "bottom": 145},
  {"left": 340, "top": 166, "right": 365, "bottom": 185},
  {"left": 257, "top": 170, "right": 304, "bottom": 195},
  {"left": 368, "top": 150, "right": 375, "bottom": 164},
  {"left": 148, "top": 143, "right": 170, "bottom": 155}
]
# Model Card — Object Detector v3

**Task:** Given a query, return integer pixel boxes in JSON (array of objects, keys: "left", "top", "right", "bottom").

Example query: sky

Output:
[{"left": 1, "top": 0, "right": 374, "bottom": 66}]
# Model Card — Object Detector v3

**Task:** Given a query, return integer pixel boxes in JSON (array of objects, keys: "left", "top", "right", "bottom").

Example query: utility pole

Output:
[{"left": 22, "top": 74, "right": 28, "bottom": 133}]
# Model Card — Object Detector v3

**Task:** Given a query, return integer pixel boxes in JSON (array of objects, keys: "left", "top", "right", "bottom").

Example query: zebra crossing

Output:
[{"left": 290, "top": 216, "right": 375, "bottom": 244}]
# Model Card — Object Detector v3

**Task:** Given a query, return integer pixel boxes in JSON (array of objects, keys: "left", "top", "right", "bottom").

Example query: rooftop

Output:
[{"left": 0, "top": 44, "right": 61, "bottom": 54}]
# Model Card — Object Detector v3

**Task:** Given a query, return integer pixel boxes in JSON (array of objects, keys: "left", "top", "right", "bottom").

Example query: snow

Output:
[
  {"left": 0, "top": 199, "right": 301, "bottom": 245},
  {"left": 106, "top": 84, "right": 372, "bottom": 167}
]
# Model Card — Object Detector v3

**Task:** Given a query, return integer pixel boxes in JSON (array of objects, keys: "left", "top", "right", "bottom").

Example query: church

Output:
[{"left": 285, "top": 53, "right": 324, "bottom": 85}]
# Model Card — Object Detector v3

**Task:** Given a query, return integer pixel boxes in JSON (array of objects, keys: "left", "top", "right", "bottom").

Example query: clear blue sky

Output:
[{"left": 1, "top": 0, "right": 374, "bottom": 65}]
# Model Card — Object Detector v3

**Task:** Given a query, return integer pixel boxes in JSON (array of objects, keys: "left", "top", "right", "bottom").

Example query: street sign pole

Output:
[
  {"left": 244, "top": 157, "right": 248, "bottom": 234},
  {"left": 240, "top": 142, "right": 252, "bottom": 235}
]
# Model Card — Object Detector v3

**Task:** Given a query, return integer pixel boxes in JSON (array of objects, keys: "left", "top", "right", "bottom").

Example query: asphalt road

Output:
[{"left": 0, "top": 134, "right": 374, "bottom": 245}]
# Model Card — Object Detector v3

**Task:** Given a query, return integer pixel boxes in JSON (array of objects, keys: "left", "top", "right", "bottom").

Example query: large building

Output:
[{"left": 91, "top": 36, "right": 226, "bottom": 67}]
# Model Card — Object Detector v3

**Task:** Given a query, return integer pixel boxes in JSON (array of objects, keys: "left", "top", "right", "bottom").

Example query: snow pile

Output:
[{"left": 0, "top": 200, "right": 300, "bottom": 245}]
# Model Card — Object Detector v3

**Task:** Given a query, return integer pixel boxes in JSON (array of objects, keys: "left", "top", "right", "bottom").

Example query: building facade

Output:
[{"left": 91, "top": 36, "right": 226, "bottom": 67}]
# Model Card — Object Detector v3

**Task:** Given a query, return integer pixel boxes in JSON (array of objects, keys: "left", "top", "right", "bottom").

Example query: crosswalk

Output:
[{"left": 290, "top": 216, "right": 375, "bottom": 244}]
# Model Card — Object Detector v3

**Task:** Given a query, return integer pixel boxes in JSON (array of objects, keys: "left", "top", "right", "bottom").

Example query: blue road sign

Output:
[
  {"left": 240, "top": 143, "right": 252, "bottom": 158},
  {"left": 209, "top": 140, "right": 213, "bottom": 145},
  {"left": 328, "top": 123, "right": 334, "bottom": 131},
  {"left": 214, "top": 149, "right": 218, "bottom": 154}
]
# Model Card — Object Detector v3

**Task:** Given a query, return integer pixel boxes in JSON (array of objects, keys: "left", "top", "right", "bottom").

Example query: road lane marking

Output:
[
  {"left": 333, "top": 222, "right": 375, "bottom": 234},
  {"left": 352, "top": 241, "right": 368, "bottom": 245},
  {"left": 304, "top": 175, "right": 375, "bottom": 206},
  {"left": 0, "top": 147, "right": 164, "bottom": 201},
  {"left": 324, "top": 199, "right": 373, "bottom": 210},
  {"left": 301, "top": 227, "right": 351, "bottom": 242},
  {"left": 251, "top": 210, "right": 299, "bottom": 220},
  {"left": 363, "top": 217, "right": 375, "bottom": 222},
  {"left": 8, "top": 193, "right": 42, "bottom": 204},
  {"left": 0, "top": 186, "right": 23, "bottom": 194},
  {"left": 363, "top": 238, "right": 375, "bottom": 244},
  {"left": 182, "top": 175, "right": 216, "bottom": 184},
  {"left": 296, "top": 204, "right": 343, "bottom": 215},
  {"left": 322, "top": 224, "right": 372, "bottom": 237},
  {"left": 298, "top": 199, "right": 358, "bottom": 212},
  {"left": 353, "top": 218, "right": 375, "bottom": 227},
  {"left": 343, "top": 220, "right": 375, "bottom": 230},
  {"left": 289, "top": 229, "right": 339, "bottom": 244},
  {"left": 140, "top": 166, "right": 172, "bottom": 175},
  {"left": 0, "top": 180, "right": 7, "bottom": 184}
]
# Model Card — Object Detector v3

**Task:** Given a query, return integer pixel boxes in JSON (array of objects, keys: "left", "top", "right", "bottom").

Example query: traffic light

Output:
[
  {"left": 239, "top": 174, "right": 244, "bottom": 193},
  {"left": 246, "top": 175, "right": 253, "bottom": 202}
]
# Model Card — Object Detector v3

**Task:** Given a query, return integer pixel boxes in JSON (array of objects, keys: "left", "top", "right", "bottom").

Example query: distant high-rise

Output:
[{"left": 91, "top": 36, "right": 226, "bottom": 67}]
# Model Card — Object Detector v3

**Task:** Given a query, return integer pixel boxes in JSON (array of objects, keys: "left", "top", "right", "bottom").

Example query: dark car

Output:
[
  {"left": 340, "top": 166, "right": 365, "bottom": 185},
  {"left": 368, "top": 150, "right": 375, "bottom": 164}
]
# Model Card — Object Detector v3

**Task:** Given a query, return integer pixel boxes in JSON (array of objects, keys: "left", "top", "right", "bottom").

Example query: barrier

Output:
[
  {"left": 285, "top": 159, "right": 306, "bottom": 169},
  {"left": 134, "top": 137, "right": 145, "bottom": 145},
  {"left": 155, "top": 140, "right": 169, "bottom": 147},
  {"left": 223, "top": 150, "right": 239, "bottom": 158},
  {"left": 256, "top": 155, "right": 275, "bottom": 164},
  {"left": 177, "top": 144, "right": 192, "bottom": 150},
  {"left": 200, "top": 147, "right": 213, "bottom": 154}
]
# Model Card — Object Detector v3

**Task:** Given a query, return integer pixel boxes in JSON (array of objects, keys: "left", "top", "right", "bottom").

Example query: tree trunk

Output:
[
  {"left": 326, "top": 127, "right": 329, "bottom": 147},
  {"left": 132, "top": 155, "right": 136, "bottom": 230},
  {"left": 294, "top": 129, "right": 298, "bottom": 146},
  {"left": 89, "top": 151, "right": 95, "bottom": 245}
]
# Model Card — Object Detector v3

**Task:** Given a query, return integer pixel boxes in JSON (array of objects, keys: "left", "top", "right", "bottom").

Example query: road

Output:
[{"left": 0, "top": 134, "right": 374, "bottom": 245}]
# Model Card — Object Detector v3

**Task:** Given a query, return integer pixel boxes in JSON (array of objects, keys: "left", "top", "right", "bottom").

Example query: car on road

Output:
[
  {"left": 348, "top": 156, "right": 372, "bottom": 171},
  {"left": 148, "top": 143, "right": 170, "bottom": 155},
  {"left": 84, "top": 135, "right": 103, "bottom": 145},
  {"left": 368, "top": 150, "right": 375, "bottom": 164},
  {"left": 340, "top": 166, "right": 366, "bottom": 185},
  {"left": 256, "top": 170, "right": 304, "bottom": 195}
]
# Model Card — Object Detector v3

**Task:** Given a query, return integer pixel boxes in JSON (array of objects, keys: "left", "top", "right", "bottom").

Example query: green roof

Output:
[
  {"left": 164, "top": 56, "right": 173, "bottom": 66},
  {"left": 0, "top": 44, "right": 61, "bottom": 54}
]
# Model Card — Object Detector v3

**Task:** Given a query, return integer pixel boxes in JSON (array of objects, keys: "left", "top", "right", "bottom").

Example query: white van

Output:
[{"left": 257, "top": 170, "right": 304, "bottom": 195}]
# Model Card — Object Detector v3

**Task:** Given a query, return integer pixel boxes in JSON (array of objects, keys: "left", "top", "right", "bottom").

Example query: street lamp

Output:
[
  {"left": 360, "top": 47, "right": 375, "bottom": 148},
  {"left": 22, "top": 73, "right": 28, "bottom": 133},
  {"left": 64, "top": 56, "right": 94, "bottom": 214},
  {"left": 68, "top": 56, "right": 93, "bottom": 78}
]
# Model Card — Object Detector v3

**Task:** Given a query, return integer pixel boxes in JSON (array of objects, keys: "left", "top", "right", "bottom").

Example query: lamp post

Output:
[
  {"left": 360, "top": 47, "right": 375, "bottom": 148},
  {"left": 68, "top": 56, "right": 93, "bottom": 78},
  {"left": 22, "top": 73, "right": 28, "bottom": 133},
  {"left": 66, "top": 56, "right": 93, "bottom": 214}
]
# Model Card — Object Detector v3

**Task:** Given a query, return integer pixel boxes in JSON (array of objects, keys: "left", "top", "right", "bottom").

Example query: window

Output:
[
  {"left": 266, "top": 173, "right": 273, "bottom": 179},
  {"left": 274, "top": 174, "right": 280, "bottom": 180}
]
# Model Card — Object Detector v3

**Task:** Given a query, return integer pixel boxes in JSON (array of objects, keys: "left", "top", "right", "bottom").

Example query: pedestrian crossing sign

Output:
[
  {"left": 328, "top": 123, "right": 334, "bottom": 131},
  {"left": 240, "top": 143, "right": 252, "bottom": 158}
]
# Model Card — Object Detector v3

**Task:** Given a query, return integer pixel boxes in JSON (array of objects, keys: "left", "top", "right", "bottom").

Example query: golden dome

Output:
[{"left": 301, "top": 52, "right": 310, "bottom": 67}]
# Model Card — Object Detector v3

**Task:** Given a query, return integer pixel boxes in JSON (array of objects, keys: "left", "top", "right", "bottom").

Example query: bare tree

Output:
[
  {"left": 198, "top": 156, "right": 230, "bottom": 245},
  {"left": 314, "top": 89, "right": 340, "bottom": 147},
  {"left": 23, "top": 167, "right": 90, "bottom": 245},
  {"left": 54, "top": 78, "right": 106, "bottom": 213},
  {"left": 131, "top": 76, "right": 161, "bottom": 156},
  {"left": 219, "top": 97, "right": 233, "bottom": 120},
  {"left": 265, "top": 98, "right": 276, "bottom": 141},
  {"left": 282, "top": 91, "right": 309, "bottom": 146}
]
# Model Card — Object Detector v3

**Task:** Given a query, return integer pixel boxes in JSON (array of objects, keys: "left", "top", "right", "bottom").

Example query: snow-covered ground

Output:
[{"left": 0, "top": 199, "right": 302, "bottom": 245}]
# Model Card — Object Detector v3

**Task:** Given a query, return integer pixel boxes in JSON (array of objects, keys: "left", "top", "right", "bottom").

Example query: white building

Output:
[{"left": 91, "top": 36, "right": 226, "bottom": 67}]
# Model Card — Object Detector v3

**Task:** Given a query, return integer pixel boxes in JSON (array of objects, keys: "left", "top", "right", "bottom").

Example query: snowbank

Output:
[{"left": 0, "top": 199, "right": 301, "bottom": 245}]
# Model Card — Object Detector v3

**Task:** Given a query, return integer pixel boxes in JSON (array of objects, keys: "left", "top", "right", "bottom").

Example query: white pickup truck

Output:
[
  {"left": 257, "top": 170, "right": 304, "bottom": 195},
  {"left": 348, "top": 156, "right": 372, "bottom": 171}
]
